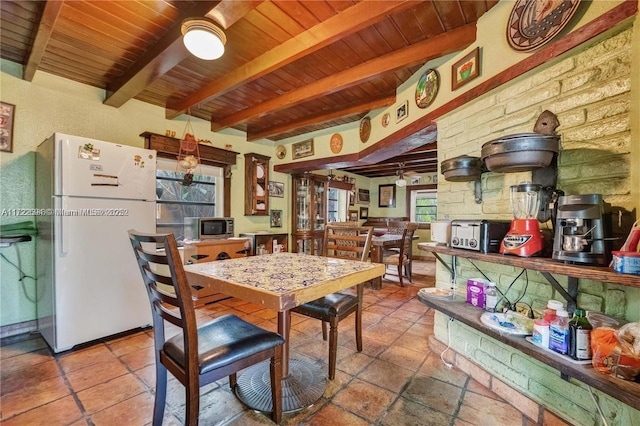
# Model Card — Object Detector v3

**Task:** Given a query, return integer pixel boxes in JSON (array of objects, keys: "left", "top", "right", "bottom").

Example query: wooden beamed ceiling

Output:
[{"left": 0, "top": 0, "right": 501, "bottom": 177}]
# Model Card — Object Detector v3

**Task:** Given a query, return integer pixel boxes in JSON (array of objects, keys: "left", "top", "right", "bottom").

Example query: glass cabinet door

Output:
[
  {"left": 314, "top": 180, "right": 326, "bottom": 231},
  {"left": 296, "top": 177, "right": 311, "bottom": 231}
]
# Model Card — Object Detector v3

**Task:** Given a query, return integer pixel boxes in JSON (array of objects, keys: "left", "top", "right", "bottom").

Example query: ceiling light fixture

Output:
[
  {"left": 181, "top": 18, "right": 226, "bottom": 60},
  {"left": 395, "top": 164, "right": 407, "bottom": 187}
]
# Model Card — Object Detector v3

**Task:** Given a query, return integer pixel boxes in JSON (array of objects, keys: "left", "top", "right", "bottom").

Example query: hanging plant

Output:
[{"left": 176, "top": 112, "right": 201, "bottom": 186}]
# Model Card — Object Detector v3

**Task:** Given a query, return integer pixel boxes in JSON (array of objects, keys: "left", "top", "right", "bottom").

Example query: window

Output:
[
  {"left": 410, "top": 189, "right": 437, "bottom": 223},
  {"left": 155, "top": 158, "right": 223, "bottom": 241}
]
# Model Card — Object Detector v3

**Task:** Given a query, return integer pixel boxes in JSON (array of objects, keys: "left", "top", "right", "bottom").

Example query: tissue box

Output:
[{"left": 466, "top": 278, "right": 490, "bottom": 308}]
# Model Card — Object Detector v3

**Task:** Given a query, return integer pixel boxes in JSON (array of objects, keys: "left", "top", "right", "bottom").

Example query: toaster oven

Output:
[{"left": 450, "top": 220, "right": 511, "bottom": 253}]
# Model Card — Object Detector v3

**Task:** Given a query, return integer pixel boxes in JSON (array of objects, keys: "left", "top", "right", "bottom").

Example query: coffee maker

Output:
[{"left": 552, "top": 194, "right": 608, "bottom": 265}]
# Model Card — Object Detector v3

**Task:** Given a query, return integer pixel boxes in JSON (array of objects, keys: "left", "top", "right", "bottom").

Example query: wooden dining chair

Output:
[
  {"left": 383, "top": 222, "right": 419, "bottom": 286},
  {"left": 128, "top": 230, "right": 284, "bottom": 426},
  {"left": 291, "top": 224, "right": 373, "bottom": 380}
]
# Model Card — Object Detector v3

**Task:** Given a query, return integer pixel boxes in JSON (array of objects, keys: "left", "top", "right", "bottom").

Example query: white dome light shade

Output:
[
  {"left": 181, "top": 19, "right": 226, "bottom": 60},
  {"left": 395, "top": 178, "right": 407, "bottom": 187}
]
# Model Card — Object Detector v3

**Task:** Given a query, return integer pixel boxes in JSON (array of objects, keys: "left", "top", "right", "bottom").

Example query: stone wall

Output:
[{"left": 433, "top": 24, "right": 639, "bottom": 425}]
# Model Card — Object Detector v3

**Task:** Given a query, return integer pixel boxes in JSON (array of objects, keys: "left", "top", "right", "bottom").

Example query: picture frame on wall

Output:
[
  {"left": 270, "top": 209, "right": 282, "bottom": 228},
  {"left": 451, "top": 47, "right": 480, "bottom": 91},
  {"left": 268, "top": 181, "right": 284, "bottom": 198},
  {"left": 357, "top": 188, "right": 370, "bottom": 204},
  {"left": 349, "top": 210, "right": 358, "bottom": 221},
  {"left": 0, "top": 102, "right": 15, "bottom": 153},
  {"left": 396, "top": 100, "right": 408, "bottom": 123},
  {"left": 360, "top": 207, "right": 369, "bottom": 220},
  {"left": 378, "top": 184, "right": 396, "bottom": 208},
  {"left": 292, "top": 138, "right": 314, "bottom": 159}
]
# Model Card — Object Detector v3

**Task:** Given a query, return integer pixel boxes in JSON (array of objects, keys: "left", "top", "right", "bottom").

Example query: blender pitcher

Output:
[{"left": 501, "top": 182, "right": 544, "bottom": 256}]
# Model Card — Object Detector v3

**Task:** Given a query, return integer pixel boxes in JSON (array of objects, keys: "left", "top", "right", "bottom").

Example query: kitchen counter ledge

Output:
[{"left": 417, "top": 294, "right": 640, "bottom": 408}]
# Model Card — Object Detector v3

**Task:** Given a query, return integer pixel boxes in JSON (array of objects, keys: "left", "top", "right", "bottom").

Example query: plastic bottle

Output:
[
  {"left": 569, "top": 308, "right": 593, "bottom": 360},
  {"left": 549, "top": 309, "right": 570, "bottom": 354},
  {"left": 485, "top": 282, "right": 498, "bottom": 312},
  {"left": 544, "top": 300, "right": 563, "bottom": 322},
  {"left": 532, "top": 319, "right": 550, "bottom": 347}
]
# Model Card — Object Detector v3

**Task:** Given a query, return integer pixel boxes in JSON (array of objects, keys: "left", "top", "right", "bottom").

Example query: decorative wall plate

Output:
[
  {"left": 415, "top": 69, "right": 439, "bottom": 109},
  {"left": 329, "top": 133, "right": 343, "bottom": 154},
  {"left": 507, "top": 0, "right": 582, "bottom": 52},
  {"left": 381, "top": 113, "right": 390, "bottom": 128},
  {"left": 275, "top": 145, "right": 286, "bottom": 159},
  {"left": 359, "top": 117, "right": 371, "bottom": 143}
]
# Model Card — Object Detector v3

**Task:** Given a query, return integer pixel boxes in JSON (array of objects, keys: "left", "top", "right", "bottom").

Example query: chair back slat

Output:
[
  {"left": 128, "top": 230, "right": 199, "bottom": 366},
  {"left": 399, "top": 222, "right": 419, "bottom": 259},
  {"left": 323, "top": 224, "right": 373, "bottom": 262}
]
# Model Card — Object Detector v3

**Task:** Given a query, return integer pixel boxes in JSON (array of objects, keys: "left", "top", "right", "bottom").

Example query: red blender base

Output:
[{"left": 500, "top": 219, "right": 543, "bottom": 257}]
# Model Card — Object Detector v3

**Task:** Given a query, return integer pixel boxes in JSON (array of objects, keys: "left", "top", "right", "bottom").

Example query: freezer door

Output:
[
  {"left": 52, "top": 197, "right": 154, "bottom": 352},
  {"left": 55, "top": 133, "right": 156, "bottom": 200}
]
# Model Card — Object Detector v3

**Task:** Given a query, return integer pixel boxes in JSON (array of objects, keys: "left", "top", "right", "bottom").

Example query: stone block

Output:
[
  {"left": 441, "top": 120, "right": 466, "bottom": 139},
  {"left": 491, "top": 377, "right": 540, "bottom": 421},
  {"left": 576, "top": 293, "right": 604, "bottom": 313},
  {"left": 604, "top": 289, "right": 627, "bottom": 318},
  {"left": 529, "top": 57, "right": 575, "bottom": 88},
  {"left": 556, "top": 109, "right": 586, "bottom": 130},
  {"left": 488, "top": 107, "right": 541, "bottom": 134},
  {"left": 505, "top": 82, "right": 561, "bottom": 114},
  {"left": 473, "top": 350, "right": 528, "bottom": 389},
  {"left": 478, "top": 337, "right": 513, "bottom": 364},
  {"left": 497, "top": 78, "right": 533, "bottom": 104},
  {"left": 454, "top": 354, "right": 491, "bottom": 388},
  {"left": 575, "top": 29, "right": 631, "bottom": 69},
  {"left": 586, "top": 96, "right": 630, "bottom": 122},
  {"left": 527, "top": 380, "right": 597, "bottom": 426},
  {"left": 559, "top": 177, "right": 628, "bottom": 199},
  {"left": 561, "top": 113, "right": 630, "bottom": 142},
  {"left": 562, "top": 69, "right": 602, "bottom": 93},
  {"left": 548, "top": 78, "right": 631, "bottom": 115},
  {"left": 465, "top": 105, "right": 506, "bottom": 132},
  {"left": 445, "top": 95, "right": 497, "bottom": 123}
]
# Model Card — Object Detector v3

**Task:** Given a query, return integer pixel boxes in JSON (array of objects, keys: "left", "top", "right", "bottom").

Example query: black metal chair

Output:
[
  {"left": 291, "top": 224, "right": 373, "bottom": 379},
  {"left": 128, "top": 230, "right": 284, "bottom": 425}
]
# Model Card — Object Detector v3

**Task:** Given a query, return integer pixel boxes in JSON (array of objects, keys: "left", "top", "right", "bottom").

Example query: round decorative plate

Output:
[
  {"left": 506, "top": 0, "right": 582, "bottom": 52},
  {"left": 329, "top": 133, "right": 343, "bottom": 154},
  {"left": 275, "top": 145, "right": 286, "bottom": 159},
  {"left": 415, "top": 69, "right": 439, "bottom": 109},
  {"left": 381, "top": 112, "right": 390, "bottom": 128},
  {"left": 359, "top": 117, "right": 371, "bottom": 143}
]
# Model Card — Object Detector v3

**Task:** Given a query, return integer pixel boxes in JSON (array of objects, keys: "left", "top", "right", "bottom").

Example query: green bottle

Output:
[{"left": 569, "top": 308, "right": 592, "bottom": 360}]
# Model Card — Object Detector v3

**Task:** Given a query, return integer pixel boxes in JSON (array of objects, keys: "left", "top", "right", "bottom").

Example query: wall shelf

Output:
[{"left": 417, "top": 294, "right": 640, "bottom": 408}]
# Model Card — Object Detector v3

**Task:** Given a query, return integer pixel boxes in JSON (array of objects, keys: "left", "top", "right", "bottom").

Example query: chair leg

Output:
[
  {"left": 397, "top": 264, "right": 404, "bottom": 287},
  {"left": 229, "top": 372, "right": 237, "bottom": 390},
  {"left": 321, "top": 320, "right": 328, "bottom": 341},
  {"left": 355, "top": 306, "right": 363, "bottom": 352},
  {"left": 328, "top": 317, "right": 339, "bottom": 380},
  {"left": 270, "top": 346, "right": 283, "bottom": 424},
  {"left": 185, "top": 379, "right": 200, "bottom": 426},
  {"left": 152, "top": 362, "right": 168, "bottom": 426}
]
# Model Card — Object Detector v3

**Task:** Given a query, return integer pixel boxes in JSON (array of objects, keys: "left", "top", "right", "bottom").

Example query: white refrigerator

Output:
[{"left": 36, "top": 133, "right": 156, "bottom": 352}]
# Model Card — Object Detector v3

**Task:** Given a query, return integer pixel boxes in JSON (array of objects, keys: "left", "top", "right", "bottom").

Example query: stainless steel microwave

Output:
[{"left": 184, "top": 217, "right": 234, "bottom": 241}]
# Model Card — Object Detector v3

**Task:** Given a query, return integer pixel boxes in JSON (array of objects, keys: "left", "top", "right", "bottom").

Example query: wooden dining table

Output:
[{"left": 184, "top": 252, "right": 384, "bottom": 413}]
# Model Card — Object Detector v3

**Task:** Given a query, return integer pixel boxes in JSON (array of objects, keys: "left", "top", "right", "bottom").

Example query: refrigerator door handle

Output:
[{"left": 60, "top": 198, "right": 69, "bottom": 255}]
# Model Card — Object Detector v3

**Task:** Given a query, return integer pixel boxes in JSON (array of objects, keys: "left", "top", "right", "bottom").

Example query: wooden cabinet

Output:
[
  {"left": 239, "top": 232, "right": 288, "bottom": 255},
  {"left": 183, "top": 238, "right": 250, "bottom": 306},
  {"left": 291, "top": 174, "right": 327, "bottom": 255},
  {"left": 244, "top": 153, "right": 270, "bottom": 215}
]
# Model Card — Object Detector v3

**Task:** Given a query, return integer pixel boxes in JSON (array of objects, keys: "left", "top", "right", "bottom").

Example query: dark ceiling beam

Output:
[
  {"left": 246, "top": 94, "right": 396, "bottom": 141},
  {"left": 23, "top": 0, "right": 63, "bottom": 81},
  {"left": 103, "top": 1, "right": 224, "bottom": 108},
  {"left": 166, "top": 0, "right": 415, "bottom": 119},
  {"left": 211, "top": 24, "right": 476, "bottom": 131}
]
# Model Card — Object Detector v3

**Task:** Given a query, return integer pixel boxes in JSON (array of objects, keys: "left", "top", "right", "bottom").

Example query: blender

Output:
[{"left": 501, "top": 182, "right": 544, "bottom": 256}]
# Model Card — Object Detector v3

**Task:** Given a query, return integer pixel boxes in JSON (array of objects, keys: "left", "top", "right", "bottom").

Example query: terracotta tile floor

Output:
[{"left": 0, "top": 260, "right": 529, "bottom": 425}]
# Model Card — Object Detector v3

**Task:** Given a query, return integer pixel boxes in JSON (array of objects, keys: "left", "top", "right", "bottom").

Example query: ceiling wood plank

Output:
[
  {"left": 103, "top": 1, "right": 223, "bottom": 108},
  {"left": 166, "top": 0, "right": 416, "bottom": 119},
  {"left": 246, "top": 94, "right": 395, "bottom": 141},
  {"left": 210, "top": 24, "right": 477, "bottom": 131},
  {"left": 23, "top": 0, "right": 63, "bottom": 81}
]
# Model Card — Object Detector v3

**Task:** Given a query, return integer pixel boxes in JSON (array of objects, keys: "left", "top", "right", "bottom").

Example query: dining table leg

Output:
[
  {"left": 277, "top": 310, "right": 291, "bottom": 377},
  {"left": 370, "top": 245, "right": 383, "bottom": 290}
]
